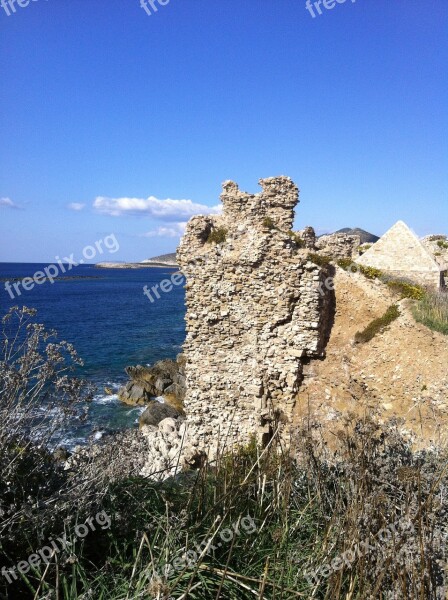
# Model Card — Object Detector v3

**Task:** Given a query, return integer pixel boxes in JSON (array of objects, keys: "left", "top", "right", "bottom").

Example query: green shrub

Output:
[
  {"left": 355, "top": 304, "right": 400, "bottom": 344},
  {"left": 308, "top": 253, "right": 332, "bottom": 267},
  {"left": 412, "top": 290, "right": 448, "bottom": 335},
  {"left": 358, "top": 243, "right": 372, "bottom": 255},
  {"left": 437, "top": 240, "right": 448, "bottom": 249},
  {"left": 386, "top": 279, "right": 426, "bottom": 301},
  {"left": 336, "top": 260, "right": 383, "bottom": 280},
  {"left": 262, "top": 216, "right": 276, "bottom": 230},
  {"left": 206, "top": 226, "right": 228, "bottom": 244},
  {"left": 336, "top": 258, "right": 354, "bottom": 271},
  {"left": 0, "top": 307, "right": 95, "bottom": 598},
  {"left": 286, "top": 230, "right": 306, "bottom": 248},
  {"left": 260, "top": 219, "right": 305, "bottom": 248},
  {"left": 359, "top": 265, "right": 384, "bottom": 280}
]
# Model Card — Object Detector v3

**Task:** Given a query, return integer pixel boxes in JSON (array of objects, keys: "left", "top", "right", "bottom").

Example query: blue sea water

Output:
[{"left": 0, "top": 263, "right": 186, "bottom": 447}]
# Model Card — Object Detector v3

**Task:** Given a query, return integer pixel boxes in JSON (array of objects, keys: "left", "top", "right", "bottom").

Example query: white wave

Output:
[
  {"left": 94, "top": 393, "right": 119, "bottom": 405},
  {"left": 132, "top": 406, "right": 146, "bottom": 424},
  {"left": 56, "top": 435, "right": 87, "bottom": 449},
  {"left": 125, "top": 405, "right": 146, "bottom": 415},
  {"left": 104, "top": 381, "right": 121, "bottom": 390}
]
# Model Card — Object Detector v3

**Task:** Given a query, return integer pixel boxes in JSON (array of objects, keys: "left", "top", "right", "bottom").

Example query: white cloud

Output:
[
  {"left": 93, "top": 195, "right": 222, "bottom": 221},
  {"left": 140, "top": 222, "right": 187, "bottom": 238},
  {"left": 68, "top": 202, "right": 86, "bottom": 211},
  {"left": 0, "top": 197, "right": 20, "bottom": 209}
]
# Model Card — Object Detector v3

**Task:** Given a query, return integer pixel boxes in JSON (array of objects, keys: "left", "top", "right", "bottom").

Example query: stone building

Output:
[
  {"left": 177, "top": 177, "right": 334, "bottom": 454},
  {"left": 356, "top": 221, "right": 446, "bottom": 289}
]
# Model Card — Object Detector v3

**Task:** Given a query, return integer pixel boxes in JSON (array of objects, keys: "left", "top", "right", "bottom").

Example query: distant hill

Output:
[
  {"left": 142, "top": 252, "right": 177, "bottom": 266},
  {"left": 335, "top": 228, "right": 379, "bottom": 244}
]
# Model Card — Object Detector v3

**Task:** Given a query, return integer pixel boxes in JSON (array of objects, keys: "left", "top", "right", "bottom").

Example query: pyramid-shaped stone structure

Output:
[{"left": 356, "top": 221, "right": 445, "bottom": 289}]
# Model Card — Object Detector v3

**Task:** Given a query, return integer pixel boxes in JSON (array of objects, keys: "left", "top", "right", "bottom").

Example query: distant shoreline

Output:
[{"left": 95, "top": 262, "right": 178, "bottom": 269}]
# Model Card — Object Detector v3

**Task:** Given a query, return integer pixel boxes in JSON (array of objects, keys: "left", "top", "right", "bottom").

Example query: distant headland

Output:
[{"left": 96, "top": 252, "right": 178, "bottom": 269}]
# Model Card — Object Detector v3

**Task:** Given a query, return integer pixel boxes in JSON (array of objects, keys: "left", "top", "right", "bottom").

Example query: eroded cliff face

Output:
[{"left": 177, "top": 176, "right": 334, "bottom": 453}]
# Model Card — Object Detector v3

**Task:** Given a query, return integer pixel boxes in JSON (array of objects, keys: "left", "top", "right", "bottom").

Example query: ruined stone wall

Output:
[
  {"left": 316, "top": 233, "right": 361, "bottom": 259},
  {"left": 177, "top": 177, "right": 333, "bottom": 454},
  {"left": 297, "top": 226, "right": 317, "bottom": 250},
  {"left": 421, "top": 235, "right": 448, "bottom": 275}
]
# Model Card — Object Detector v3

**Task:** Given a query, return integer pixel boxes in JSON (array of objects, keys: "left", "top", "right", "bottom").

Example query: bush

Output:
[
  {"left": 262, "top": 216, "right": 276, "bottom": 230},
  {"left": 385, "top": 279, "right": 426, "bottom": 300},
  {"left": 10, "top": 418, "right": 447, "bottom": 599},
  {"left": 286, "top": 230, "right": 306, "bottom": 248},
  {"left": 437, "top": 240, "right": 448, "bottom": 249},
  {"left": 308, "top": 253, "right": 332, "bottom": 267},
  {"left": 206, "top": 226, "right": 228, "bottom": 244},
  {"left": 359, "top": 265, "right": 384, "bottom": 280},
  {"left": 355, "top": 304, "right": 400, "bottom": 343},
  {"left": 412, "top": 290, "right": 448, "bottom": 335},
  {"left": 336, "top": 259, "right": 383, "bottom": 280},
  {"left": 358, "top": 243, "right": 372, "bottom": 255},
  {"left": 260, "top": 219, "right": 305, "bottom": 248},
  {"left": 336, "top": 258, "right": 354, "bottom": 271},
  {"left": 0, "top": 307, "right": 98, "bottom": 597}
]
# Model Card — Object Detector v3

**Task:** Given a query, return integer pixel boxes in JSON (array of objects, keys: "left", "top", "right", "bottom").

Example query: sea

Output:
[{"left": 0, "top": 263, "right": 186, "bottom": 448}]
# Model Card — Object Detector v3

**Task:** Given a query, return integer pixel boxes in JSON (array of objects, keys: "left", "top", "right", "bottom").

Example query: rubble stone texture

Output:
[
  {"left": 421, "top": 235, "right": 448, "bottom": 274},
  {"left": 316, "top": 233, "right": 361, "bottom": 259},
  {"left": 356, "top": 221, "right": 446, "bottom": 289},
  {"left": 177, "top": 176, "right": 334, "bottom": 453},
  {"left": 297, "top": 226, "right": 317, "bottom": 250},
  {"left": 140, "top": 418, "right": 194, "bottom": 481}
]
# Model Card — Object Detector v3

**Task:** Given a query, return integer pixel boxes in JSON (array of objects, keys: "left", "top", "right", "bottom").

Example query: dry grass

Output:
[
  {"left": 2, "top": 415, "right": 447, "bottom": 599},
  {"left": 2, "top": 307, "right": 448, "bottom": 599},
  {"left": 413, "top": 290, "right": 448, "bottom": 335}
]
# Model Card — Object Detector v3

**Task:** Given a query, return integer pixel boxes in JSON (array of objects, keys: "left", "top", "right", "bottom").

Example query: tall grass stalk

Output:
[
  {"left": 3, "top": 419, "right": 446, "bottom": 599},
  {"left": 413, "top": 290, "right": 448, "bottom": 335}
]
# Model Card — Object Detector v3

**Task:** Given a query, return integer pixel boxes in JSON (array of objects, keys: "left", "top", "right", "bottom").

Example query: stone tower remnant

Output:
[{"left": 177, "top": 176, "right": 334, "bottom": 453}]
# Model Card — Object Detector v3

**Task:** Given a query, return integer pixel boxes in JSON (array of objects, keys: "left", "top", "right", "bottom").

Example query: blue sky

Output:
[{"left": 0, "top": 0, "right": 447, "bottom": 262}]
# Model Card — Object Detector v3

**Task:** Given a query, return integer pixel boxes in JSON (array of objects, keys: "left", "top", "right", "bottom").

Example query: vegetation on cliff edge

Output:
[{"left": 2, "top": 309, "right": 448, "bottom": 599}]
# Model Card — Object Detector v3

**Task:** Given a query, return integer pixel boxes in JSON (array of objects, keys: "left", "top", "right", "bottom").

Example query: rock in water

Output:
[
  {"left": 118, "top": 353, "right": 186, "bottom": 407},
  {"left": 118, "top": 381, "right": 153, "bottom": 406},
  {"left": 139, "top": 402, "right": 182, "bottom": 428}
]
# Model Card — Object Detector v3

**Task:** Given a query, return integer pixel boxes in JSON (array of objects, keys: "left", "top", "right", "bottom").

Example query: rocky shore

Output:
[
  {"left": 117, "top": 354, "right": 186, "bottom": 409},
  {"left": 66, "top": 355, "right": 191, "bottom": 482}
]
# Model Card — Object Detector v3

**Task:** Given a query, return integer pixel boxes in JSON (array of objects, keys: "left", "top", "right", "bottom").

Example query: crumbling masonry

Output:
[{"left": 177, "top": 177, "right": 334, "bottom": 453}]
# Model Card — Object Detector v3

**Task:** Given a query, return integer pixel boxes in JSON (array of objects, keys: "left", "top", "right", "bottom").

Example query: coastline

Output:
[{"left": 95, "top": 262, "right": 178, "bottom": 269}]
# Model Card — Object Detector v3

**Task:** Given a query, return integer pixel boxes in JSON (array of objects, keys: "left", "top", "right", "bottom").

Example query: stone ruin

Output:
[
  {"left": 295, "top": 227, "right": 361, "bottom": 259},
  {"left": 421, "top": 235, "right": 448, "bottom": 276},
  {"left": 177, "top": 176, "right": 334, "bottom": 454},
  {"left": 315, "top": 232, "right": 361, "bottom": 260}
]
